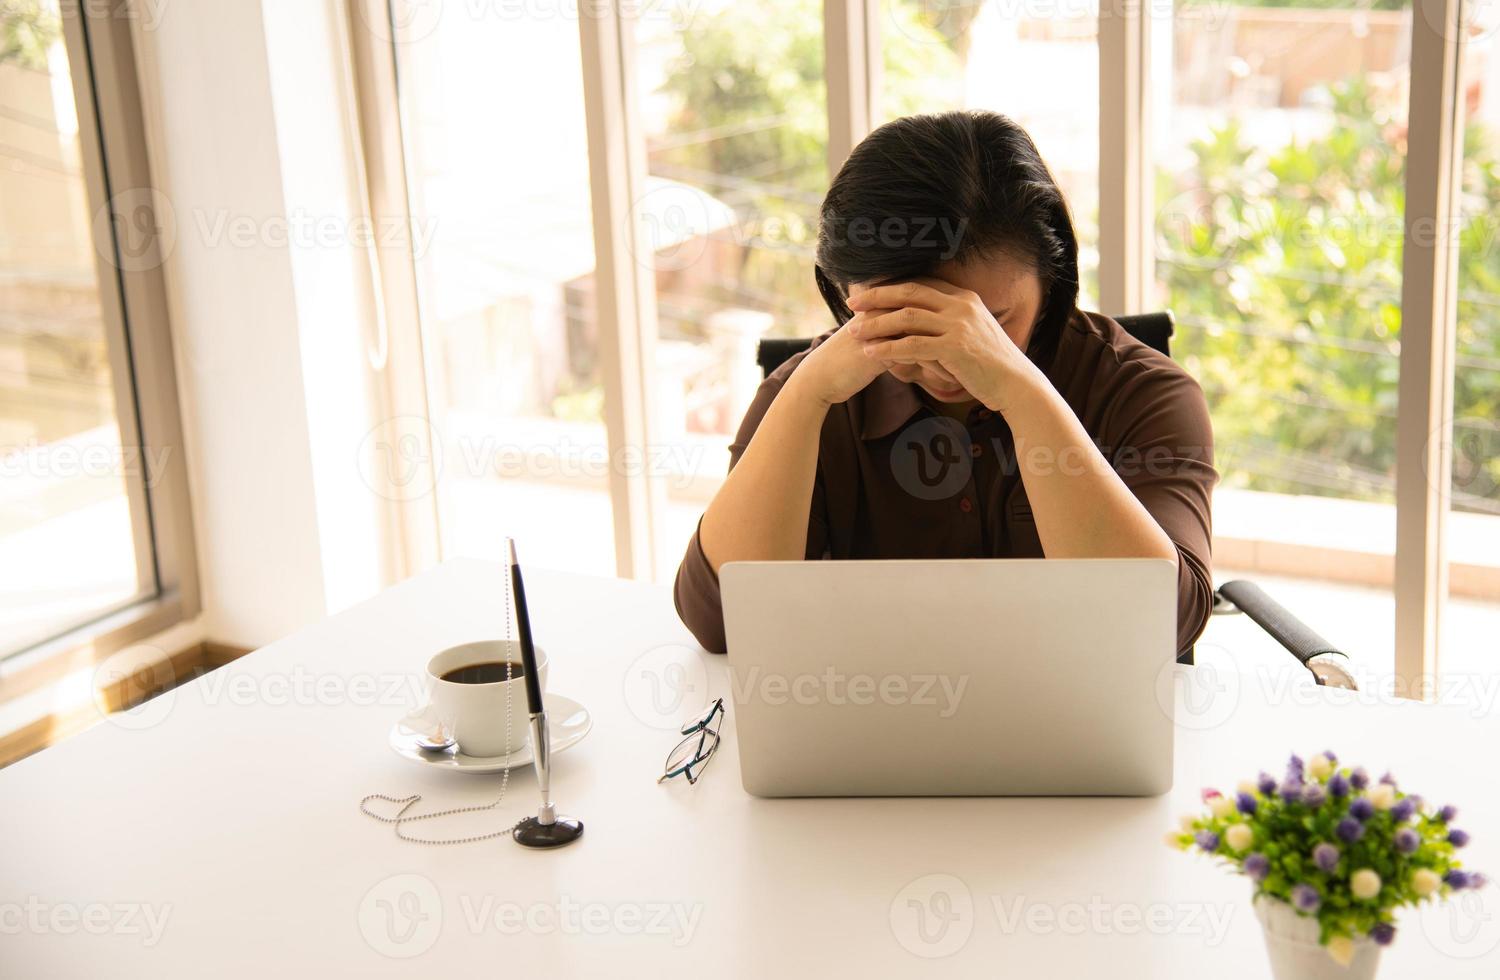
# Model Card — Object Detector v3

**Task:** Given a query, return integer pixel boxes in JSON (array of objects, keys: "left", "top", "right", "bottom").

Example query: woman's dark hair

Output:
[{"left": 814, "top": 110, "right": 1080, "bottom": 366}]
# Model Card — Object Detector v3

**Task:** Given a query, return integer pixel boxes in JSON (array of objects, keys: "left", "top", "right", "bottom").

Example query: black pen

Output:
[
  {"left": 507, "top": 537, "right": 545, "bottom": 718},
  {"left": 507, "top": 538, "right": 583, "bottom": 846}
]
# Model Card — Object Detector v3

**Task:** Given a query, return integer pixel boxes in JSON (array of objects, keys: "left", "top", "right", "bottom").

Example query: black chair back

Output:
[{"left": 755, "top": 311, "right": 1176, "bottom": 378}]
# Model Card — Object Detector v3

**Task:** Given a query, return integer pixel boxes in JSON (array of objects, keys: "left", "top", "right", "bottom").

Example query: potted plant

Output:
[{"left": 1167, "top": 752, "right": 1485, "bottom": 978}]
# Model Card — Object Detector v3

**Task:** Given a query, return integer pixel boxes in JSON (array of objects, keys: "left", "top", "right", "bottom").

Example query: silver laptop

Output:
[{"left": 720, "top": 558, "right": 1177, "bottom": 797}]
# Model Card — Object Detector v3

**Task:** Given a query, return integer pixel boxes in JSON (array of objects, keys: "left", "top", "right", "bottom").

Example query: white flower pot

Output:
[{"left": 1254, "top": 895, "right": 1382, "bottom": 980}]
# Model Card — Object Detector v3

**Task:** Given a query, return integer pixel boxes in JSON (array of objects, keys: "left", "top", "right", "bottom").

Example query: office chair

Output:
[{"left": 754, "top": 311, "right": 1359, "bottom": 690}]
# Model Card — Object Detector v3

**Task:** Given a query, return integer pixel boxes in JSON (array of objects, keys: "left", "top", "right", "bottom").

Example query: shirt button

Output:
[
  {"left": 970, "top": 442, "right": 982, "bottom": 458},
  {"left": 959, "top": 497, "right": 973, "bottom": 514}
]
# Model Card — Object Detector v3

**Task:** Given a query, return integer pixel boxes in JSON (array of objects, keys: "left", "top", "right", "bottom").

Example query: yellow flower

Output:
[
  {"left": 1209, "top": 796, "right": 1237, "bottom": 819},
  {"left": 1308, "top": 753, "right": 1334, "bottom": 780},
  {"left": 1225, "top": 823, "right": 1254, "bottom": 852},
  {"left": 1369, "top": 784, "right": 1397, "bottom": 810},
  {"left": 1413, "top": 868, "right": 1441, "bottom": 897},
  {"left": 1351, "top": 869, "right": 1382, "bottom": 900},
  {"left": 1326, "top": 935, "right": 1355, "bottom": 966}
]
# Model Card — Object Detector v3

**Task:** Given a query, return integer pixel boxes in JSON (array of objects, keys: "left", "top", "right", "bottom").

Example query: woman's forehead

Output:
[
  {"left": 848, "top": 254, "right": 1041, "bottom": 309},
  {"left": 935, "top": 255, "right": 1041, "bottom": 305}
]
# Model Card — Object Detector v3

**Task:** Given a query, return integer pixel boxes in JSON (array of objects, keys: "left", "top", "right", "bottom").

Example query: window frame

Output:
[
  {"left": 1393, "top": 0, "right": 1466, "bottom": 690},
  {"left": 577, "top": 4, "right": 670, "bottom": 581},
  {"left": 1, "top": 1, "right": 198, "bottom": 684}
]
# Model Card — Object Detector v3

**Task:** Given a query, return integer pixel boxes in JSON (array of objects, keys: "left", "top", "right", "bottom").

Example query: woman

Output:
[{"left": 674, "top": 111, "right": 1216, "bottom": 658}]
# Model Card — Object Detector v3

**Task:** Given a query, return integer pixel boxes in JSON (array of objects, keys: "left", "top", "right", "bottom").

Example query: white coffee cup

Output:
[{"left": 427, "top": 640, "right": 549, "bottom": 758}]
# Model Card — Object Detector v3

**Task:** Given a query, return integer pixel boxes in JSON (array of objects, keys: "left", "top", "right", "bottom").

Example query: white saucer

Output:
[{"left": 388, "top": 693, "right": 592, "bottom": 774}]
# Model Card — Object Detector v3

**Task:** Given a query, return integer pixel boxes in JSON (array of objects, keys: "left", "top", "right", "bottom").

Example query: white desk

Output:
[{"left": 3, "top": 559, "right": 1496, "bottom": 977}]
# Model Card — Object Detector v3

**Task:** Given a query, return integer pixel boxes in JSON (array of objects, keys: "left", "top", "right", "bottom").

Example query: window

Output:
[
  {"left": 354, "top": 0, "right": 1490, "bottom": 688},
  {"left": 0, "top": 0, "right": 193, "bottom": 660},
  {"left": 1154, "top": 0, "right": 1414, "bottom": 673},
  {"left": 879, "top": 0, "right": 1101, "bottom": 307},
  {"left": 387, "top": 3, "right": 617, "bottom": 576},
  {"left": 1446, "top": 4, "right": 1500, "bottom": 679},
  {"left": 633, "top": 0, "right": 831, "bottom": 551}
]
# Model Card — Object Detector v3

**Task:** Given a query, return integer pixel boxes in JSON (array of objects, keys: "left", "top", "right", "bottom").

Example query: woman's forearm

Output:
[
  {"left": 699, "top": 372, "right": 830, "bottom": 573},
  {"left": 1003, "top": 371, "right": 1177, "bottom": 565}
]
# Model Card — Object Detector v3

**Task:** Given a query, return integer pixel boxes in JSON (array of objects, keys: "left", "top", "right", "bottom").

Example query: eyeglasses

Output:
[{"left": 657, "top": 698, "right": 724, "bottom": 785}]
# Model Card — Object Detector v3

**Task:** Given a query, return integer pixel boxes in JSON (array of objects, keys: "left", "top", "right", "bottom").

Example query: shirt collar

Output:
[{"left": 857, "top": 372, "right": 926, "bottom": 440}]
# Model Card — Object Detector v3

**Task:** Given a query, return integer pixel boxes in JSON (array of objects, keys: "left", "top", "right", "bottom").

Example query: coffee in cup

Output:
[{"left": 427, "top": 639, "right": 548, "bottom": 757}]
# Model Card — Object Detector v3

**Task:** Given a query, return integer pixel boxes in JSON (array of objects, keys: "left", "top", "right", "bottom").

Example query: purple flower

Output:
[
  {"left": 1379, "top": 772, "right": 1398, "bottom": 788},
  {"left": 1328, "top": 772, "right": 1351, "bottom": 798},
  {"left": 1292, "top": 883, "right": 1322, "bottom": 913},
  {"left": 1471, "top": 872, "right": 1489, "bottom": 889},
  {"left": 1258, "top": 772, "right": 1278, "bottom": 796},
  {"left": 1450, "top": 829, "right": 1471, "bottom": 848},
  {"left": 1244, "top": 853, "right": 1270, "bottom": 881},
  {"left": 1196, "top": 830, "right": 1220, "bottom": 852},
  {"left": 1445, "top": 870, "right": 1472, "bottom": 890},
  {"left": 1370, "top": 922, "right": 1396, "bottom": 946},
  {"left": 1350, "top": 767, "right": 1370, "bottom": 790},
  {"left": 1237, "top": 792, "right": 1258, "bottom": 816},
  {"left": 1303, "top": 784, "right": 1328, "bottom": 808},
  {"left": 1349, "top": 797, "right": 1375, "bottom": 822},
  {"left": 1323, "top": 750, "right": 1339, "bottom": 764},
  {"left": 1313, "top": 842, "right": 1341, "bottom": 872},
  {"left": 1391, "top": 797, "right": 1416, "bottom": 823},
  {"left": 1395, "top": 828, "right": 1421, "bottom": 854},
  {"left": 1336, "top": 817, "right": 1366, "bottom": 843},
  {"left": 1280, "top": 779, "right": 1304, "bottom": 804},
  {"left": 1439, "top": 805, "right": 1458, "bottom": 823},
  {"left": 1287, "top": 754, "right": 1306, "bottom": 781}
]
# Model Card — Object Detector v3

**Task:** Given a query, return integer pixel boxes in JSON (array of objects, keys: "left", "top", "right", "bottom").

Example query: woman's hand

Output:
[
  {"left": 846, "top": 279, "right": 1042, "bottom": 414},
  {"left": 794, "top": 317, "right": 891, "bottom": 406}
]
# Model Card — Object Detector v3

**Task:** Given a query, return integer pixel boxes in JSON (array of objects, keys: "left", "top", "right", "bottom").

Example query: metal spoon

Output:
[
  {"left": 415, "top": 728, "right": 456, "bottom": 753},
  {"left": 406, "top": 716, "right": 456, "bottom": 752}
]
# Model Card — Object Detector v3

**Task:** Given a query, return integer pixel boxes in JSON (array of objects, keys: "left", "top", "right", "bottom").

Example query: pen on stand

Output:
[{"left": 507, "top": 538, "right": 584, "bottom": 848}]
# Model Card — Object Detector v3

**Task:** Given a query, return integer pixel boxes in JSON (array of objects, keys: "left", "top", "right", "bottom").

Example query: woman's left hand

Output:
[{"left": 846, "top": 279, "right": 1040, "bottom": 414}]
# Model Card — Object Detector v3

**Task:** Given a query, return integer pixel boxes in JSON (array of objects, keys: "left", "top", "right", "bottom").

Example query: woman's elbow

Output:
[
  {"left": 1175, "top": 548, "right": 1215, "bottom": 655},
  {"left": 672, "top": 574, "right": 729, "bottom": 655},
  {"left": 679, "top": 611, "right": 728, "bottom": 655}
]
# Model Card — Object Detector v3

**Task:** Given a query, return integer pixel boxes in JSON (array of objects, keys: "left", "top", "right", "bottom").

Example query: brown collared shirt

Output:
[{"left": 673, "top": 310, "right": 1218, "bottom": 658}]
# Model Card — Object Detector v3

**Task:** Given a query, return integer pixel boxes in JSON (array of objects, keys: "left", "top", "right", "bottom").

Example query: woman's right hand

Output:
[{"left": 795, "top": 317, "right": 890, "bottom": 406}]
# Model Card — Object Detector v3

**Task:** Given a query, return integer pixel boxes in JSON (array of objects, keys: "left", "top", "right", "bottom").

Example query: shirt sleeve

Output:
[
  {"left": 673, "top": 360, "right": 830, "bottom": 654},
  {"left": 1102, "top": 361, "right": 1219, "bottom": 658}
]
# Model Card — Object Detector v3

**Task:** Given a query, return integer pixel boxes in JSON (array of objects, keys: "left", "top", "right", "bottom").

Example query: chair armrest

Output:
[{"left": 1215, "top": 580, "right": 1358, "bottom": 690}]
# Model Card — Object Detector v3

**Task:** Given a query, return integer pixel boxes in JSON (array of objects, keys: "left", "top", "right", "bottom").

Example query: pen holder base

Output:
[{"left": 513, "top": 814, "right": 584, "bottom": 848}]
